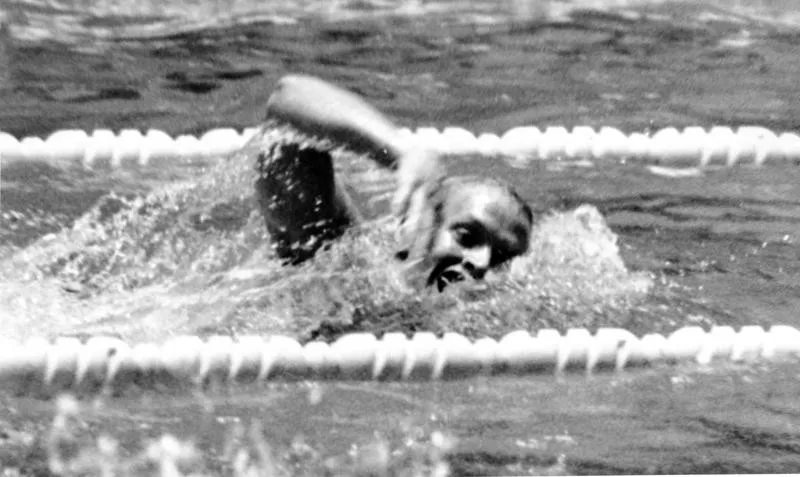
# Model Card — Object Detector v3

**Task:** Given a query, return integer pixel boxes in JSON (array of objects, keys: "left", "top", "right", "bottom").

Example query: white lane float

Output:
[
  {"left": 700, "top": 126, "right": 735, "bottom": 167},
  {"left": 778, "top": 132, "right": 800, "bottom": 163},
  {"left": 83, "top": 129, "right": 117, "bottom": 169},
  {"left": 539, "top": 126, "right": 570, "bottom": 161},
  {"left": 565, "top": 126, "right": 595, "bottom": 160},
  {"left": 140, "top": 129, "right": 178, "bottom": 166},
  {"left": 442, "top": 126, "right": 481, "bottom": 156},
  {"left": 111, "top": 129, "right": 144, "bottom": 169},
  {"left": 476, "top": 132, "right": 503, "bottom": 157},
  {"left": 174, "top": 134, "right": 203, "bottom": 163},
  {"left": 413, "top": 127, "right": 445, "bottom": 154},
  {"left": 500, "top": 126, "right": 542, "bottom": 164},
  {"left": 738, "top": 125, "right": 780, "bottom": 166},
  {"left": 647, "top": 127, "right": 681, "bottom": 163},
  {"left": 0, "top": 131, "right": 22, "bottom": 162},
  {"left": 626, "top": 131, "right": 650, "bottom": 159},
  {"left": 0, "top": 325, "right": 791, "bottom": 397},
  {"left": 1, "top": 124, "right": 798, "bottom": 171},
  {"left": 20, "top": 136, "right": 48, "bottom": 162},
  {"left": 592, "top": 126, "right": 629, "bottom": 161},
  {"left": 45, "top": 129, "right": 88, "bottom": 165},
  {"left": 200, "top": 127, "right": 242, "bottom": 158}
]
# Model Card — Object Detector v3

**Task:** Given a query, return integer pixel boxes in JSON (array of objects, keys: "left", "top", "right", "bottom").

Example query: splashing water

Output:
[{"left": 0, "top": 126, "right": 651, "bottom": 343}]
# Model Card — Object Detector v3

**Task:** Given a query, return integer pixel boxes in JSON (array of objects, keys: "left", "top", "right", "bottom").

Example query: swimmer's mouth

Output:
[{"left": 426, "top": 256, "right": 467, "bottom": 292}]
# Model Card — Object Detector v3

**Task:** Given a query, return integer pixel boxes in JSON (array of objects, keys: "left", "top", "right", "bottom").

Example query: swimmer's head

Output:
[{"left": 394, "top": 172, "right": 533, "bottom": 291}]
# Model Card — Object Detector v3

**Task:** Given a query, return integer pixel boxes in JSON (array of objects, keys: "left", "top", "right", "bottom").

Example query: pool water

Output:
[{"left": 1, "top": 0, "right": 800, "bottom": 474}]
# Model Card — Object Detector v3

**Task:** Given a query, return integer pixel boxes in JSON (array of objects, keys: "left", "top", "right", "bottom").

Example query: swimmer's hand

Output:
[
  {"left": 391, "top": 144, "right": 446, "bottom": 226},
  {"left": 391, "top": 145, "right": 452, "bottom": 289}
]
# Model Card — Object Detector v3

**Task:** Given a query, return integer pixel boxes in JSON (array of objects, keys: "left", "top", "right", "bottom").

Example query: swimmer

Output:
[{"left": 254, "top": 74, "right": 533, "bottom": 290}]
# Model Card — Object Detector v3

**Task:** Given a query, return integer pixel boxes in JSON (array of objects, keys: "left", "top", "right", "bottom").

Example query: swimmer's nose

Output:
[{"left": 462, "top": 245, "right": 491, "bottom": 280}]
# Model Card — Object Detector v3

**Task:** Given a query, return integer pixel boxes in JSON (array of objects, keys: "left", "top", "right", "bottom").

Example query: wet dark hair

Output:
[{"left": 441, "top": 175, "right": 533, "bottom": 228}]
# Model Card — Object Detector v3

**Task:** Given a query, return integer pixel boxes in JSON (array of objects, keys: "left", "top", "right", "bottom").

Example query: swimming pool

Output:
[{"left": 1, "top": 0, "right": 800, "bottom": 474}]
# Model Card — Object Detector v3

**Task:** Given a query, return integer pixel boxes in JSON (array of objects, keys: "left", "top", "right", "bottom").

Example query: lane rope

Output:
[
  {"left": 2, "top": 123, "right": 798, "bottom": 398},
  {"left": 0, "top": 325, "right": 798, "bottom": 397},
  {"left": 2, "top": 125, "right": 799, "bottom": 170}
]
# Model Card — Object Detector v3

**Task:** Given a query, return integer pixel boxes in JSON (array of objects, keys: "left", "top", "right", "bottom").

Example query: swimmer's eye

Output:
[{"left": 452, "top": 224, "right": 486, "bottom": 249}]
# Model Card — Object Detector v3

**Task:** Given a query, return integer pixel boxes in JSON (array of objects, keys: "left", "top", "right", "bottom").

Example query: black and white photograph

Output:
[{"left": 1, "top": 0, "right": 799, "bottom": 475}]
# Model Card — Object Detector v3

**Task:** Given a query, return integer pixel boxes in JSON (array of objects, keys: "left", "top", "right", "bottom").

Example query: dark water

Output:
[
  {"left": 5, "top": 363, "right": 800, "bottom": 475},
  {"left": 1, "top": 0, "right": 800, "bottom": 474}
]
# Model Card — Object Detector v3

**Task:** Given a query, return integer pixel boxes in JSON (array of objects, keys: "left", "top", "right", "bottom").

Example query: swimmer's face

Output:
[{"left": 395, "top": 176, "right": 533, "bottom": 290}]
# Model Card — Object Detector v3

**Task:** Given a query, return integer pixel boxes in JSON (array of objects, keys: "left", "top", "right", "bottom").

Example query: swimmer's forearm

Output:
[{"left": 266, "top": 74, "right": 404, "bottom": 168}]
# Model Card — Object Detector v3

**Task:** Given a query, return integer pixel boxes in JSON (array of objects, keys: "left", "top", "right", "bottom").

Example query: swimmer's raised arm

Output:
[
  {"left": 256, "top": 74, "right": 532, "bottom": 290},
  {"left": 266, "top": 74, "right": 406, "bottom": 168},
  {"left": 264, "top": 73, "right": 447, "bottom": 228}
]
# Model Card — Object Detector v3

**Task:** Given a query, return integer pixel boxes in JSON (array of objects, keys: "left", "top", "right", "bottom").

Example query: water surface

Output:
[{"left": 1, "top": 0, "right": 800, "bottom": 474}]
